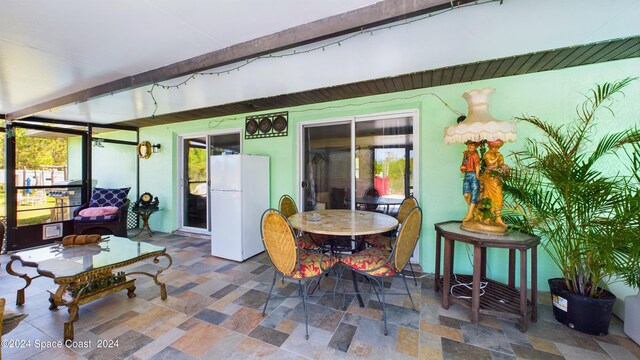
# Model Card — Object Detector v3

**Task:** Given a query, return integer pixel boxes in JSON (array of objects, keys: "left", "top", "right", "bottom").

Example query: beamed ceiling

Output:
[{"left": 119, "top": 36, "right": 640, "bottom": 128}]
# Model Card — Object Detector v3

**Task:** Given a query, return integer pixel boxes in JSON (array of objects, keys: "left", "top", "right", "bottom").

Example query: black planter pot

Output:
[{"left": 548, "top": 278, "right": 616, "bottom": 336}]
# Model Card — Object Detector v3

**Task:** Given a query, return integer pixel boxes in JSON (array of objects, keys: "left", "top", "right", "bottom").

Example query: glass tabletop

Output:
[{"left": 11, "top": 236, "right": 166, "bottom": 280}]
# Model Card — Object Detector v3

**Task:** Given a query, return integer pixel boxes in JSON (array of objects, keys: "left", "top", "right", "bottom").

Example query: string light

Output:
[
  {"left": 149, "top": 0, "right": 501, "bottom": 118},
  {"left": 206, "top": 91, "right": 463, "bottom": 129}
]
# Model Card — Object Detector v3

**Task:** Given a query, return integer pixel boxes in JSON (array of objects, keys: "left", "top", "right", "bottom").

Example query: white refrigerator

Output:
[{"left": 210, "top": 154, "right": 270, "bottom": 261}]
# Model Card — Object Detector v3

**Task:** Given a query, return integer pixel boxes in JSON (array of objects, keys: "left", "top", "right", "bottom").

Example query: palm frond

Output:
[
  {"left": 570, "top": 77, "right": 636, "bottom": 158},
  {"left": 584, "top": 131, "right": 629, "bottom": 168},
  {"left": 515, "top": 116, "right": 569, "bottom": 155}
]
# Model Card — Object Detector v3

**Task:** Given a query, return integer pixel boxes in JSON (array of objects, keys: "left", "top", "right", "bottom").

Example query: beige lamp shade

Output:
[{"left": 444, "top": 88, "right": 516, "bottom": 144}]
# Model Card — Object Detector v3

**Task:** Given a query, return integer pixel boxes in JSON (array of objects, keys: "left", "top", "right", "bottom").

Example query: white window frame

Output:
[{"left": 176, "top": 128, "right": 242, "bottom": 234}]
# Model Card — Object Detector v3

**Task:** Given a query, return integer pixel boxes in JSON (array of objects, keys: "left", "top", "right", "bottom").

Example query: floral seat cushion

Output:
[
  {"left": 297, "top": 234, "right": 319, "bottom": 250},
  {"left": 340, "top": 247, "right": 395, "bottom": 277},
  {"left": 364, "top": 234, "right": 395, "bottom": 251},
  {"left": 297, "top": 233, "right": 331, "bottom": 250},
  {"left": 289, "top": 251, "right": 337, "bottom": 279}
]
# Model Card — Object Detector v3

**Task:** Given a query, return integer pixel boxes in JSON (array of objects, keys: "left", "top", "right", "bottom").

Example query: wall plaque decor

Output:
[{"left": 245, "top": 111, "right": 288, "bottom": 139}]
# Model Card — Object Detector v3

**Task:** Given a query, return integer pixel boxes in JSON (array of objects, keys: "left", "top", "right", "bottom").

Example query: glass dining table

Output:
[{"left": 288, "top": 209, "right": 398, "bottom": 307}]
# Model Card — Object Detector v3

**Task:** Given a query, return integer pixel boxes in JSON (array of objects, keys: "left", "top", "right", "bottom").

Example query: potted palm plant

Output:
[{"left": 502, "top": 78, "right": 640, "bottom": 336}]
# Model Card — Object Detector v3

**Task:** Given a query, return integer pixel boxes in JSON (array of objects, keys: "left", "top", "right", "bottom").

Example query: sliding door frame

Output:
[
  {"left": 296, "top": 117, "right": 353, "bottom": 212},
  {"left": 296, "top": 109, "right": 420, "bottom": 261},
  {"left": 354, "top": 109, "right": 420, "bottom": 203},
  {"left": 176, "top": 128, "right": 242, "bottom": 234}
]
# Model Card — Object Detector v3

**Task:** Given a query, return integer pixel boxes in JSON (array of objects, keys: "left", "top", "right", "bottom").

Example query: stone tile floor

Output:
[{"left": 1, "top": 231, "right": 638, "bottom": 359}]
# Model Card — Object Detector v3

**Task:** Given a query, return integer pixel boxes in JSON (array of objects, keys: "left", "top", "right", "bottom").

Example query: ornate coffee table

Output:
[{"left": 6, "top": 236, "right": 172, "bottom": 341}]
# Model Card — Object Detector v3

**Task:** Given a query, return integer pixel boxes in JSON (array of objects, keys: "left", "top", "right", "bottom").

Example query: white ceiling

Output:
[
  {"left": 0, "top": 0, "right": 378, "bottom": 117},
  {"left": 1, "top": 0, "right": 639, "bottom": 125}
]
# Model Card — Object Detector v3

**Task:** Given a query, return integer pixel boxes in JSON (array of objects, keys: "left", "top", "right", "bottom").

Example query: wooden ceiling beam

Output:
[
  {"left": 8, "top": 0, "right": 476, "bottom": 120},
  {"left": 114, "top": 36, "right": 640, "bottom": 128}
]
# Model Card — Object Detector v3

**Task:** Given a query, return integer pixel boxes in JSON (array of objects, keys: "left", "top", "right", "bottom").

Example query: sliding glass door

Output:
[
  {"left": 300, "top": 112, "right": 416, "bottom": 215},
  {"left": 354, "top": 116, "right": 413, "bottom": 215},
  {"left": 182, "top": 137, "right": 208, "bottom": 229},
  {"left": 301, "top": 122, "right": 351, "bottom": 212}
]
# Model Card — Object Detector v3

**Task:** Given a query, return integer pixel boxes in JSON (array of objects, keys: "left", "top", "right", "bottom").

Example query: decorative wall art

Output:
[{"left": 245, "top": 112, "right": 288, "bottom": 139}]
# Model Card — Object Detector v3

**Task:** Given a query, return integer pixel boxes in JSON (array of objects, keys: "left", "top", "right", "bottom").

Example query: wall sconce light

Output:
[{"left": 152, "top": 144, "right": 161, "bottom": 153}]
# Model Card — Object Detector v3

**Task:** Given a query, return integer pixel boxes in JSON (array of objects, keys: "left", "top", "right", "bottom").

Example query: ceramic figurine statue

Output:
[
  {"left": 460, "top": 140, "right": 481, "bottom": 222},
  {"left": 445, "top": 87, "right": 516, "bottom": 235},
  {"left": 461, "top": 139, "right": 509, "bottom": 235},
  {"left": 480, "top": 139, "right": 508, "bottom": 227}
]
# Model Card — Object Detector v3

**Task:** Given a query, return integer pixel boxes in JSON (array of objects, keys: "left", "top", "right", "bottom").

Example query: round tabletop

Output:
[{"left": 288, "top": 209, "right": 398, "bottom": 236}]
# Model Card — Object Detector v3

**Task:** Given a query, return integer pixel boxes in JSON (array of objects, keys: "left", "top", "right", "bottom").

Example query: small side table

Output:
[
  {"left": 434, "top": 221, "right": 540, "bottom": 332},
  {"left": 132, "top": 207, "right": 160, "bottom": 237}
]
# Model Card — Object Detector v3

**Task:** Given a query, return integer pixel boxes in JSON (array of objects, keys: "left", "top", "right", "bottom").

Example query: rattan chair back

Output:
[
  {"left": 278, "top": 195, "right": 299, "bottom": 218},
  {"left": 397, "top": 196, "right": 419, "bottom": 223},
  {"left": 261, "top": 209, "right": 298, "bottom": 276},
  {"left": 393, "top": 206, "right": 422, "bottom": 272}
]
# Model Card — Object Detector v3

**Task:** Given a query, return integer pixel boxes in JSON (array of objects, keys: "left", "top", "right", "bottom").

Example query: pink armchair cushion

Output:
[{"left": 79, "top": 206, "right": 119, "bottom": 217}]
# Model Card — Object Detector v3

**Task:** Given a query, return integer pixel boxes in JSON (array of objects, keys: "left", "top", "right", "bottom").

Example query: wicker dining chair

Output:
[
  {"left": 364, "top": 196, "right": 420, "bottom": 285},
  {"left": 278, "top": 194, "right": 329, "bottom": 250},
  {"left": 260, "top": 209, "right": 337, "bottom": 339},
  {"left": 340, "top": 206, "right": 422, "bottom": 335}
]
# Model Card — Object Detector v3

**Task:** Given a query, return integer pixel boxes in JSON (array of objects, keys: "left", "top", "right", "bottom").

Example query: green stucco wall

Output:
[
  {"left": 67, "top": 131, "right": 138, "bottom": 197},
  {"left": 67, "top": 136, "right": 83, "bottom": 180},
  {"left": 138, "top": 58, "right": 640, "bottom": 290}
]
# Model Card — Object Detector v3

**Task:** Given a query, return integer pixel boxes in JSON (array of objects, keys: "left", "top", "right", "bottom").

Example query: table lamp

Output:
[{"left": 444, "top": 88, "right": 516, "bottom": 235}]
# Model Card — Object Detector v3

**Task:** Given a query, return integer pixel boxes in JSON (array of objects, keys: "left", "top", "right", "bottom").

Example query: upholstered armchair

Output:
[{"left": 73, "top": 187, "right": 131, "bottom": 237}]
